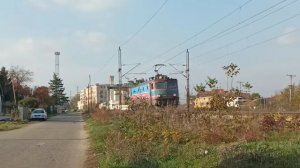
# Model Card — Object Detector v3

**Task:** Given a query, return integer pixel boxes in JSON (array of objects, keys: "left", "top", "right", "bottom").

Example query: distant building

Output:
[
  {"left": 194, "top": 96, "right": 212, "bottom": 109},
  {"left": 194, "top": 89, "right": 249, "bottom": 109},
  {"left": 108, "top": 85, "right": 129, "bottom": 110},
  {"left": 77, "top": 76, "right": 130, "bottom": 111},
  {"left": 77, "top": 84, "right": 110, "bottom": 110}
]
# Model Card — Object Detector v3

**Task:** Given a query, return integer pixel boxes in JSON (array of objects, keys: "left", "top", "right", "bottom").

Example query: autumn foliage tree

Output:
[{"left": 33, "top": 86, "right": 53, "bottom": 107}]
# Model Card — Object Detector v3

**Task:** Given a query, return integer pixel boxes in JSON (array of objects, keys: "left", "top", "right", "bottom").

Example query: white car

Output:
[{"left": 30, "top": 108, "right": 47, "bottom": 121}]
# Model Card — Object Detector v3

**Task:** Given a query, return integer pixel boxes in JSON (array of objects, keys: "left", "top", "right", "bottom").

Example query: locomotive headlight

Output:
[
  {"left": 173, "top": 94, "right": 176, "bottom": 97},
  {"left": 157, "top": 95, "right": 161, "bottom": 97}
]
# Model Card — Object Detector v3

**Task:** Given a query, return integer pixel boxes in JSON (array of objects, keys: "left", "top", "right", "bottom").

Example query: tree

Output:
[
  {"left": 8, "top": 66, "right": 34, "bottom": 102},
  {"left": 70, "top": 94, "right": 80, "bottom": 110},
  {"left": 194, "top": 83, "right": 206, "bottom": 94},
  {"left": 33, "top": 86, "right": 53, "bottom": 107},
  {"left": 206, "top": 77, "right": 218, "bottom": 90},
  {"left": 0, "top": 67, "right": 14, "bottom": 102},
  {"left": 251, "top": 93, "right": 261, "bottom": 100},
  {"left": 223, "top": 63, "right": 240, "bottom": 90},
  {"left": 18, "top": 97, "right": 38, "bottom": 109},
  {"left": 48, "top": 73, "right": 68, "bottom": 105},
  {"left": 243, "top": 82, "right": 253, "bottom": 93}
]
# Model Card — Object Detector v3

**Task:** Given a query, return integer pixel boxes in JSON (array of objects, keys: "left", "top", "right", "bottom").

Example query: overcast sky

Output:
[{"left": 1, "top": 0, "right": 300, "bottom": 99}]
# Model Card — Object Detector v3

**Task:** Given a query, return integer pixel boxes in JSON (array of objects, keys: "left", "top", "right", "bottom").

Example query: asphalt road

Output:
[{"left": 0, "top": 112, "right": 88, "bottom": 168}]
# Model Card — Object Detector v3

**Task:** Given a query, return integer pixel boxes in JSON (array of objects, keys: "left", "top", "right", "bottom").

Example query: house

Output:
[
  {"left": 194, "top": 89, "right": 249, "bottom": 109},
  {"left": 194, "top": 89, "right": 226, "bottom": 109}
]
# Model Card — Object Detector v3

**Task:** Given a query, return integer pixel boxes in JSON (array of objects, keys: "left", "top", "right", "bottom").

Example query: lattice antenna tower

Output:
[{"left": 55, "top": 51, "right": 60, "bottom": 76}]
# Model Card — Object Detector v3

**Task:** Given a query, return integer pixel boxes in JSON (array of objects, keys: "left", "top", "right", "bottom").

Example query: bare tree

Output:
[
  {"left": 8, "top": 66, "right": 33, "bottom": 102},
  {"left": 9, "top": 66, "right": 33, "bottom": 85}
]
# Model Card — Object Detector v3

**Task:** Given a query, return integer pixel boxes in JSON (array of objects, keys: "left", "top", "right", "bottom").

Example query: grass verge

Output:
[{"left": 0, "top": 121, "right": 27, "bottom": 131}]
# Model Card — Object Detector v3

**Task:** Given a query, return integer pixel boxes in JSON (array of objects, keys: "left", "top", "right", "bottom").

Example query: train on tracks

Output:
[{"left": 129, "top": 74, "right": 179, "bottom": 106}]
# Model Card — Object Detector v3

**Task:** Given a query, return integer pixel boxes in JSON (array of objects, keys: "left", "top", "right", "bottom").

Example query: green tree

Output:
[
  {"left": 194, "top": 83, "right": 206, "bottom": 94},
  {"left": 243, "top": 82, "right": 253, "bottom": 93},
  {"left": 251, "top": 93, "right": 261, "bottom": 100},
  {"left": 0, "top": 67, "right": 13, "bottom": 102},
  {"left": 18, "top": 97, "right": 38, "bottom": 108},
  {"left": 48, "top": 73, "right": 68, "bottom": 105},
  {"left": 223, "top": 63, "right": 240, "bottom": 90},
  {"left": 206, "top": 77, "right": 218, "bottom": 90}
]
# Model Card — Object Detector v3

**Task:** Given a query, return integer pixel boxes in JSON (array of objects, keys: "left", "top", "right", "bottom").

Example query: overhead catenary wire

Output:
[
  {"left": 200, "top": 28, "right": 300, "bottom": 66},
  {"left": 204, "top": 0, "right": 299, "bottom": 49},
  {"left": 140, "top": 0, "right": 254, "bottom": 73},
  {"left": 120, "top": 0, "right": 169, "bottom": 47},
  {"left": 140, "top": 0, "right": 253, "bottom": 64},
  {"left": 161, "top": 0, "right": 295, "bottom": 64},
  {"left": 142, "top": 0, "right": 294, "bottom": 74},
  {"left": 98, "top": 0, "right": 169, "bottom": 75},
  {"left": 190, "top": 11, "right": 300, "bottom": 61}
]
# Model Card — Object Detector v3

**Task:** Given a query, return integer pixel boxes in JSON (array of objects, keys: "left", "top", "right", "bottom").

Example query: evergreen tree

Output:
[
  {"left": 0, "top": 67, "right": 13, "bottom": 102},
  {"left": 48, "top": 73, "right": 68, "bottom": 105}
]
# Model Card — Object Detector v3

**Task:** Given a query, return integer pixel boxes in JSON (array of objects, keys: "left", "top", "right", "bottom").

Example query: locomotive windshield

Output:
[
  {"left": 156, "top": 82, "right": 167, "bottom": 89},
  {"left": 167, "top": 81, "right": 177, "bottom": 89}
]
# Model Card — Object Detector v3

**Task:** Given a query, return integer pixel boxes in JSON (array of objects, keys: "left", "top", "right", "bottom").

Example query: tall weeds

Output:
[{"left": 88, "top": 109, "right": 300, "bottom": 167}]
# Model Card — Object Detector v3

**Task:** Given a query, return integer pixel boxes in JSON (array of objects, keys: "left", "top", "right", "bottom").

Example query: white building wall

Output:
[{"left": 77, "top": 84, "right": 110, "bottom": 110}]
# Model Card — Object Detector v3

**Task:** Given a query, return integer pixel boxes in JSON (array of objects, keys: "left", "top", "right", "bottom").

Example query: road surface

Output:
[{"left": 0, "top": 112, "right": 88, "bottom": 168}]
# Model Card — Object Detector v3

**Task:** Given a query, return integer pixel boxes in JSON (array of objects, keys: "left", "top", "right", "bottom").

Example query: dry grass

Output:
[{"left": 86, "top": 108, "right": 300, "bottom": 167}]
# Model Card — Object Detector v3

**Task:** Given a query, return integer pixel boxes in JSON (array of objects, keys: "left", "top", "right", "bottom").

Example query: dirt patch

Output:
[{"left": 84, "top": 146, "right": 98, "bottom": 168}]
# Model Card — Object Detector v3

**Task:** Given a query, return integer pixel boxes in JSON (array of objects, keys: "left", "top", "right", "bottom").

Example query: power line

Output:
[
  {"left": 160, "top": 0, "right": 295, "bottom": 64},
  {"left": 98, "top": 0, "right": 169, "bottom": 74},
  {"left": 140, "top": 0, "right": 254, "bottom": 73},
  {"left": 199, "top": 28, "right": 300, "bottom": 65},
  {"left": 190, "top": 11, "right": 300, "bottom": 61},
  {"left": 120, "top": 0, "right": 169, "bottom": 47},
  {"left": 206, "top": 0, "right": 299, "bottom": 45}
]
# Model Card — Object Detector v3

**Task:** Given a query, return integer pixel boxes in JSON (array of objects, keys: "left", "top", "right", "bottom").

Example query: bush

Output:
[{"left": 18, "top": 97, "right": 38, "bottom": 108}]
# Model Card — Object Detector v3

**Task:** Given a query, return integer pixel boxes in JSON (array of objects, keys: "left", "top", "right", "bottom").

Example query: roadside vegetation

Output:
[
  {"left": 0, "top": 121, "right": 27, "bottom": 131},
  {"left": 86, "top": 108, "right": 300, "bottom": 168},
  {"left": 0, "top": 66, "right": 69, "bottom": 119}
]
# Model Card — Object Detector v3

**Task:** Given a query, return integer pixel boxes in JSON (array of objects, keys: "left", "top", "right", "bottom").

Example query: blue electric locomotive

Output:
[{"left": 129, "top": 74, "right": 179, "bottom": 106}]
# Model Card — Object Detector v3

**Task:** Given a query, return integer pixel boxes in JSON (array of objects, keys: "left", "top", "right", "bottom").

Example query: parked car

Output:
[{"left": 30, "top": 108, "right": 47, "bottom": 121}]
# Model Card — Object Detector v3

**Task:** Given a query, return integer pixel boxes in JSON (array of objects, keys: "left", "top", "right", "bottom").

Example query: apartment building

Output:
[{"left": 77, "top": 84, "right": 110, "bottom": 110}]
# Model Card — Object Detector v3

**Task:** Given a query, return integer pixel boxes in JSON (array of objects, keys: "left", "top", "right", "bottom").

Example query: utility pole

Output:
[
  {"left": 237, "top": 81, "right": 244, "bottom": 92},
  {"left": 168, "top": 49, "right": 190, "bottom": 112},
  {"left": 118, "top": 47, "right": 122, "bottom": 110},
  {"left": 186, "top": 49, "right": 190, "bottom": 113},
  {"left": 88, "top": 75, "right": 91, "bottom": 112},
  {"left": 287, "top": 74, "right": 296, "bottom": 106}
]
